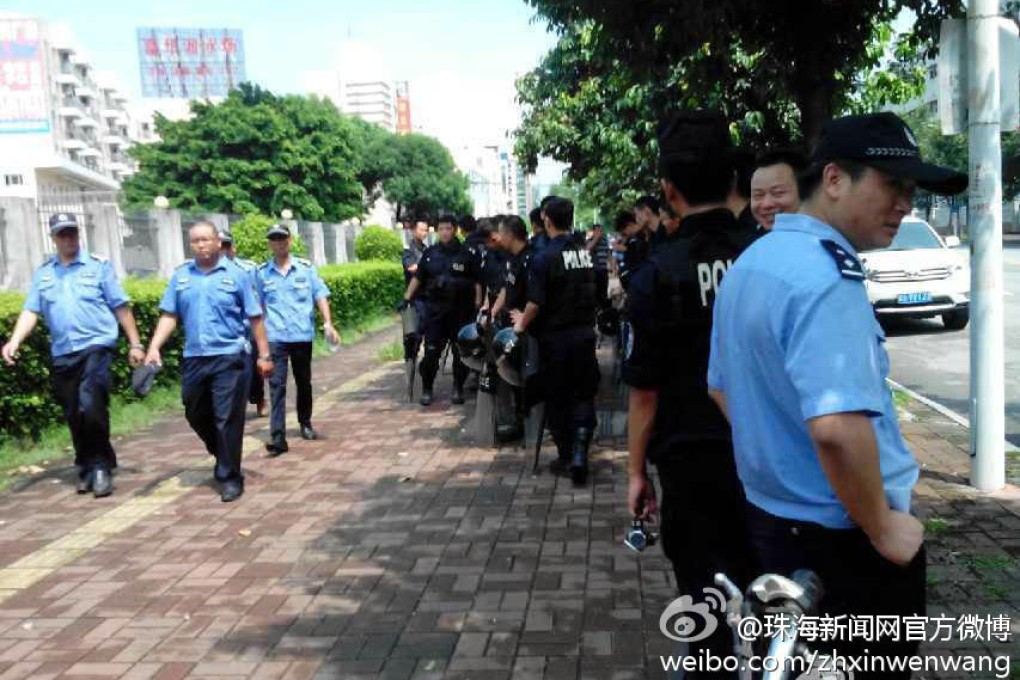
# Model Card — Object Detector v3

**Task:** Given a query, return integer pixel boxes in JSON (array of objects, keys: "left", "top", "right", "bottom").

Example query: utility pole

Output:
[{"left": 968, "top": 0, "right": 1006, "bottom": 491}]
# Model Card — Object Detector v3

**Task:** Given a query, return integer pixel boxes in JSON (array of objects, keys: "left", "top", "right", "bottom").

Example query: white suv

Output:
[{"left": 859, "top": 218, "right": 970, "bottom": 330}]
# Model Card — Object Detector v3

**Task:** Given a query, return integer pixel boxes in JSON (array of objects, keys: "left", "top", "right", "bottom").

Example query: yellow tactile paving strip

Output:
[{"left": 0, "top": 361, "right": 399, "bottom": 607}]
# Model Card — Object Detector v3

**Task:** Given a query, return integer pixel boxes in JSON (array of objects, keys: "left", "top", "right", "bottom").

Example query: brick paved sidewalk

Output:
[{"left": 0, "top": 327, "right": 1017, "bottom": 679}]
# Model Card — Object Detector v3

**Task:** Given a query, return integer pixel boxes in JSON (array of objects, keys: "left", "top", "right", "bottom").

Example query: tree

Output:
[
  {"left": 523, "top": 0, "right": 961, "bottom": 144},
  {"left": 349, "top": 117, "right": 401, "bottom": 212},
  {"left": 382, "top": 134, "right": 473, "bottom": 222},
  {"left": 124, "top": 84, "right": 365, "bottom": 222}
]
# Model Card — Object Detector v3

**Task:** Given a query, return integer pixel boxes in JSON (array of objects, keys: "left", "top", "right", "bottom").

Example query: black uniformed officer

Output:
[
  {"left": 624, "top": 111, "right": 759, "bottom": 678},
  {"left": 614, "top": 210, "right": 649, "bottom": 291},
  {"left": 528, "top": 207, "right": 549, "bottom": 252},
  {"left": 145, "top": 221, "right": 273, "bottom": 502},
  {"left": 401, "top": 220, "right": 430, "bottom": 365},
  {"left": 2, "top": 213, "right": 146, "bottom": 498},
  {"left": 402, "top": 215, "right": 481, "bottom": 406},
  {"left": 492, "top": 216, "right": 533, "bottom": 326},
  {"left": 478, "top": 218, "right": 508, "bottom": 324},
  {"left": 513, "top": 197, "right": 599, "bottom": 485}
]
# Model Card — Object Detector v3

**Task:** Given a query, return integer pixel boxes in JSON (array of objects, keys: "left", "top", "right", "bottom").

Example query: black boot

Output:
[
  {"left": 451, "top": 383, "right": 465, "bottom": 405},
  {"left": 548, "top": 431, "right": 572, "bottom": 476},
  {"left": 570, "top": 428, "right": 593, "bottom": 485}
]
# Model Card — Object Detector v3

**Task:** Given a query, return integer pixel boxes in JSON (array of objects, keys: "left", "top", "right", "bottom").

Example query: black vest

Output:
[
  {"left": 648, "top": 208, "right": 759, "bottom": 450},
  {"left": 419, "top": 240, "right": 475, "bottom": 307},
  {"left": 504, "top": 245, "right": 533, "bottom": 312},
  {"left": 536, "top": 235, "right": 596, "bottom": 335}
]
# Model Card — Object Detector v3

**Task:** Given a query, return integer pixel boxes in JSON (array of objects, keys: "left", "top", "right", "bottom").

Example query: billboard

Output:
[
  {"left": 395, "top": 80, "right": 412, "bottom": 135},
  {"left": 137, "top": 27, "right": 246, "bottom": 98},
  {"left": 0, "top": 18, "right": 49, "bottom": 134}
]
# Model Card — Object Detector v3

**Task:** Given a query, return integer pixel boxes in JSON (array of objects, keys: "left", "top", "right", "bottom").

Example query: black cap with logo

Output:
[
  {"left": 811, "top": 112, "right": 967, "bottom": 195},
  {"left": 267, "top": 223, "right": 291, "bottom": 239},
  {"left": 48, "top": 213, "right": 79, "bottom": 234}
]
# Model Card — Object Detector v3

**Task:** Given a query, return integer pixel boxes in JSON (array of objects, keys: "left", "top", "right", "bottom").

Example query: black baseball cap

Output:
[
  {"left": 657, "top": 110, "right": 732, "bottom": 165},
  {"left": 811, "top": 112, "right": 967, "bottom": 195},
  {"left": 266, "top": 223, "right": 290, "bottom": 238},
  {"left": 48, "top": 213, "right": 78, "bottom": 234}
]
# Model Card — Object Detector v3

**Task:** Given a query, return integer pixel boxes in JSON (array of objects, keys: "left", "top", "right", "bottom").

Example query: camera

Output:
[{"left": 624, "top": 517, "right": 657, "bottom": 552}]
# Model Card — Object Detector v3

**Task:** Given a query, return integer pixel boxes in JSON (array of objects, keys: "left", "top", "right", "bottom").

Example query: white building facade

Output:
[{"left": 0, "top": 16, "right": 149, "bottom": 207}]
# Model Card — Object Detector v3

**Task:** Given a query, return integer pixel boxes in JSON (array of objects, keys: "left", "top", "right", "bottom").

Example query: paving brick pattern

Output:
[{"left": 0, "top": 326, "right": 1017, "bottom": 679}]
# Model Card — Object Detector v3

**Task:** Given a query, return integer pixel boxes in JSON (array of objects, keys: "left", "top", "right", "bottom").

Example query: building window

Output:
[{"left": 4, "top": 174, "right": 24, "bottom": 186}]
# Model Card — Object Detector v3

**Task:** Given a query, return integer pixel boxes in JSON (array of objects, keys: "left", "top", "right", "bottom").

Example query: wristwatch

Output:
[
  {"left": 130, "top": 343, "right": 144, "bottom": 351},
  {"left": 258, "top": 354, "right": 271, "bottom": 361}
]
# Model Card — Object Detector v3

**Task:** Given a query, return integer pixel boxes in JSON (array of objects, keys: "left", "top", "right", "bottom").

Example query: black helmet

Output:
[
  {"left": 597, "top": 307, "right": 620, "bottom": 336},
  {"left": 492, "top": 328, "right": 524, "bottom": 386},
  {"left": 457, "top": 322, "right": 486, "bottom": 371}
]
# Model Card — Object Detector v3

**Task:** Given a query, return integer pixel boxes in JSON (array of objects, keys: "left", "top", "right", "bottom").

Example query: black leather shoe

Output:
[
  {"left": 76, "top": 474, "right": 93, "bottom": 494},
  {"left": 420, "top": 389, "right": 433, "bottom": 406},
  {"left": 220, "top": 480, "right": 243, "bottom": 502},
  {"left": 266, "top": 436, "right": 289, "bottom": 457},
  {"left": 451, "top": 386, "right": 465, "bottom": 405},
  {"left": 300, "top": 425, "right": 317, "bottom": 441},
  {"left": 92, "top": 469, "right": 113, "bottom": 498},
  {"left": 548, "top": 457, "right": 571, "bottom": 476}
]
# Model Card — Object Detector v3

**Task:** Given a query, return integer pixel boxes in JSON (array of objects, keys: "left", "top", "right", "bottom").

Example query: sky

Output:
[{"left": 8, "top": 0, "right": 565, "bottom": 182}]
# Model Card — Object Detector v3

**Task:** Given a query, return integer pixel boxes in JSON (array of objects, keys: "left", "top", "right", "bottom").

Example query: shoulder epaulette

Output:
[
  {"left": 176, "top": 259, "right": 194, "bottom": 269},
  {"left": 257, "top": 260, "right": 270, "bottom": 270},
  {"left": 820, "top": 239, "right": 865, "bottom": 281},
  {"left": 89, "top": 253, "right": 108, "bottom": 262},
  {"left": 295, "top": 257, "right": 312, "bottom": 267}
]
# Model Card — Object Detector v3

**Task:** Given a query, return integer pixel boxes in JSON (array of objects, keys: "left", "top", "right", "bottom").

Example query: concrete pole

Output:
[{"left": 967, "top": 0, "right": 1006, "bottom": 491}]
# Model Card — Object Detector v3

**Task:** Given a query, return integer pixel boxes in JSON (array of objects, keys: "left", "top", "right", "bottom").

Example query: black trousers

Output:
[
  {"left": 419, "top": 301, "right": 471, "bottom": 392},
  {"left": 248, "top": 339, "right": 264, "bottom": 406},
  {"left": 50, "top": 345, "right": 117, "bottom": 479},
  {"left": 537, "top": 329, "right": 599, "bottom": 446},
  {"left": 268, "top": 341, "right": 314, "bottom": 437},
  {"left": 182, "top": 353, "right": 249, "bottom": 483},
  {"left": 745, "top": 502, "right": 926, "bottom": 679},
  {"left": 403, "top": 300, "right": 426, "bottom": 361},
  {"left": 656, "top": 443, "right": 756, "bottom": 679}
]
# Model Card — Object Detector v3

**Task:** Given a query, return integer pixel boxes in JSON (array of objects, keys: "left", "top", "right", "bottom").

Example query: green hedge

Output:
[
  {"left": 0, "top": 262, "right": 402, "bottom": 443},
  {"left": 354, "top": 225, "right": 403, "bottom": 262}
]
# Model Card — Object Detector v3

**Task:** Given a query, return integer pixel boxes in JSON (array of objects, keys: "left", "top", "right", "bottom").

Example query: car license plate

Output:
[{"left": 897, "top": 292, "right": 932, "bottom": 305}]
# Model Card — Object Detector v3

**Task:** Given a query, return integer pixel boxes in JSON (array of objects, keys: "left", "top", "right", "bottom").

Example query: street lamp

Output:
[
  {"left": 153, "top": 195, "right": 169, "bottom": 209},
  {"left": 280, "top": 209, "right": 293, "bottom": 220}
]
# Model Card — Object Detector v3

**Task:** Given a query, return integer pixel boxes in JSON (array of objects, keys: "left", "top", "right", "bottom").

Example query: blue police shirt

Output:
[
  {"left": 159, "top": 257, "right": 262, "bottom": 358},
  {"left": 707, "top": 213, "right": 918, "bottom": 529},
  {"left": 24, "top": 249, "right": 129, "bottom": 357},
  {"left": 232, "top": 257, "right": 259, "bottom": 332},
  {"left": 256, "top": 258, "right": 329, "bottom": 343}
]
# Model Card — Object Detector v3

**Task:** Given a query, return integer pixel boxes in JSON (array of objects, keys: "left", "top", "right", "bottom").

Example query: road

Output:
[{"left": 883, "top": 244, "right": 1020, "bottom": 447}]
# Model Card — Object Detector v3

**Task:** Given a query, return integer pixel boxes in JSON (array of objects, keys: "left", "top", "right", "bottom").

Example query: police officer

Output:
[
  {"left": 513, "top": 197, "right": 598, "bottom": 484},
  {"left": 624, "top": 112, "right": 759, "bottom": 678},
  {"left": 613, "top": 210, "right": 648, "bottom": 291},
  {"left": 401, "top": 215, "right": 481, "bottom": 406},
  {"left": 2, "top": 213, "right": 145, "bottom": 498},
  {"left": 402, "top": 219, "right": 429, "bottom": 286},
  {"left": 708, "top": 112, "right": 966, "bottom": 677},
  {"left": 492, "top": 216, "right": 533, "bottom": 325},
  {"left": 527, "top": 207, "right": 548, "bottom": 252},
  {"left": 220, "top": 230, "right": 266, "bottom": 418},
  {"left": 257, "top": 223, "right": 338, "bottom": 454},
  {"left": 145, "top": 221, "right": 273, "bottom": 502},
  {"left": 478, "top": 218, "right": 508, "bottom": 324}
]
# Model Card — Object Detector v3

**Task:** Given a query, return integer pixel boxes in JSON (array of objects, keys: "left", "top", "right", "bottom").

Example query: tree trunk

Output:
[{"left": 796, "top": 80, "right": 835, "bottom": 149}]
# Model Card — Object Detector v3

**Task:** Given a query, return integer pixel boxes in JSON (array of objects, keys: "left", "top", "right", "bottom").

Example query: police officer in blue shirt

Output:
[
  {"left": 220, "top": 230, "right": 267, "bottom": 418},
  {"left": 257, "top": 223, "right": 338, "bottom": 455},
  {"left": 145, "top": 221, "right": 273, "bottom": 502},
  {"left": 708, "top": 112, "right": 967, "bottom": 676},
  {"left": 2, "top": 213, "right": 146, "bottom": 498},
  {"left": 624, "top": 112, "right": 759, "bottom": 677}
]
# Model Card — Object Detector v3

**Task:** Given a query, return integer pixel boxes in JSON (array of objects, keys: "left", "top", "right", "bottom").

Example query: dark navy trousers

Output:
[
  {"left": 50, "top": 345, "right": 117, "bottom": 480},
  {"left": 181, "top": 353, "right": 250, "bottom": 483},
  {"left": 268, "top": 341, "right": 314, "bottom": 438}
]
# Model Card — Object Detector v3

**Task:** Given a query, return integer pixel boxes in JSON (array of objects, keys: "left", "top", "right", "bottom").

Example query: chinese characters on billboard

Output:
[
  {"left": 0, "top": 18, "right": 49, "bottom": 134},
  {"left": 395, "top": 81, "right": 412, "bottom": 135},
  {"left": 137, "top": 28, "right": 246, "bottom": 98}
]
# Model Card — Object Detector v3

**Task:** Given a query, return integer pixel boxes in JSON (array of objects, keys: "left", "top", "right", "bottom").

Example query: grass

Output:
[
  {"left": 925, "top": 516, "right": 951, "bottom": 534},
  {"left": 961, "top": 554, "right": 1016, "bottom": 573},
  {"left": 0, "top": 384, "right": 182, "bottom": 491},
  {"left": 376, "top": 340, "right": 404, "bottom": 363},
  {"left": 892, "top": 388, "right": 911, "bottom": 409},
  {"left": 0, "top": 313, "right": 398, "bottom": 490}
]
